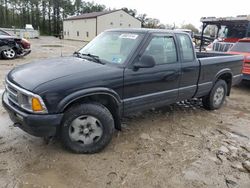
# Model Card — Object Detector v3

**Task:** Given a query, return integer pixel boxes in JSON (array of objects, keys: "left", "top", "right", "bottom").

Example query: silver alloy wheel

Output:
[
  {"left": 213, "top": 86, "right": 225, "bottom": 106},
  {"left": 3, "top": 48, "right": 16, "bottom": 59},
  {"left": 69, "top": 115, "right": 103, "bottom": 145}
]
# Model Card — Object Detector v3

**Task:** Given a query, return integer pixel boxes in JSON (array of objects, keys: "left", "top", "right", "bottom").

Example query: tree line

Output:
[{"left": 0, "top": 0, "right": 199, "bottom": 35}]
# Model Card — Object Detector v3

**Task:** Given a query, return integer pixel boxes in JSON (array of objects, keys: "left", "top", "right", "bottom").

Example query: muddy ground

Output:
[{"left": 0, "top": 37, "right": 250, "bottom": 188}]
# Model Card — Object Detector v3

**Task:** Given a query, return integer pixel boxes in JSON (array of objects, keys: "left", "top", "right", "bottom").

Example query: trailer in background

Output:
[{"left": 0, "top": 25, "right": 39, "bottom": 39}]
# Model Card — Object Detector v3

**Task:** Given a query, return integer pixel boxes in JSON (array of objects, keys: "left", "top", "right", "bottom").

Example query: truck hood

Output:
[{"left": 7, "top": 56, "right": 117, "bottom": 91}]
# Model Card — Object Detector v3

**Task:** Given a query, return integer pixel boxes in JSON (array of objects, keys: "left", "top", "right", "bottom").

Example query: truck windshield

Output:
[
  {"left": 78, "top": 31, "right": 144, "bottom": 64},
  {"left": 230, "top": 42, "right": 250, "bottom": 53}
]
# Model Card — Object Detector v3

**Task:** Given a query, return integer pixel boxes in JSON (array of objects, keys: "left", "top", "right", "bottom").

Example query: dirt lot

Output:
[{"left": 0, "top": 37, "right": 250, "bottom": 188}]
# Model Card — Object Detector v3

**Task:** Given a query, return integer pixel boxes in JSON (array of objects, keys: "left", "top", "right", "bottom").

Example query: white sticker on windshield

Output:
[{"left": 119, "top": 33, "right": 138, "bottom": 40}]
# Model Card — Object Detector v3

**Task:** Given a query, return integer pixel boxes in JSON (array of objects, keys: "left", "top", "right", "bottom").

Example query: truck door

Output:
[
  {"left": 123, "top": 34, "right": 181, "bottom": 114},
  {"left": 175, "top": 33, "right": 200, "bottom": 100}
]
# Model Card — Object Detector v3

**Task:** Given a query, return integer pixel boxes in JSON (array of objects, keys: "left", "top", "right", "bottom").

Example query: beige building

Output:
[{"left": 63, "top": 9, "right": 141, "bottom": 41}]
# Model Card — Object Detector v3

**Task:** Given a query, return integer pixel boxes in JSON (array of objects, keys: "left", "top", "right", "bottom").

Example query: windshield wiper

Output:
[{"left": 74, "top": 52, "right": 105, "bottom": 64}]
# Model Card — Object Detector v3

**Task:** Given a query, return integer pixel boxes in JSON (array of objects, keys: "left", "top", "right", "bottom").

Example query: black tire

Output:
[
  {"left": 1, "top": 48, "right": 16, "bottom": 59},
  {"left": 61, "top": 103, "right": 114, "bottom": 154},
  {"left": 202, "top": 80, "right": 227, "bottom": 110}
]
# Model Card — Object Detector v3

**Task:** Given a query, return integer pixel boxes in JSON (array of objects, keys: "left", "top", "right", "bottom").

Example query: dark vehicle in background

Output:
[
  {"left": 2, "top": 29, "right": 243, "bottom": 154},
  {"left": 0, "top": 29, "right": 31, "bottom": 59},
  {"left": 228, "top": 38, "right": 250, "bottom": 80}
]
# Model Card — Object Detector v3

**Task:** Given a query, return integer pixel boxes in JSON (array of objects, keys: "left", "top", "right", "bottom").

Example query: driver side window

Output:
[{"left": 142, "top": 36, "right": 177, "bottom": 65}]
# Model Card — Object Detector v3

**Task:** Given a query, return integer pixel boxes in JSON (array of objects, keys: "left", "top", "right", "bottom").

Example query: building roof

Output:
[{"left": 64, "top": 9, "right": 121, "bottom": 21}]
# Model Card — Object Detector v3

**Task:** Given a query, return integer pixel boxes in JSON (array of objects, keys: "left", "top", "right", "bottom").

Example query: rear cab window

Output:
[{"left": 176, "top": 33, "right": 195, "bottom": 62}]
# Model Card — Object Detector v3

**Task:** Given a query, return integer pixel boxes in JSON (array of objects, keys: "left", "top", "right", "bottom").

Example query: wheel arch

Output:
[
  {"left": 0, "top": 45, "right": 11, "bottom": 53},
  {"left": 58, "top": 88, "right": 122, "bottom": 130},
  {"left": 214, "top": 69, "right": 233, "bottom": 96}
]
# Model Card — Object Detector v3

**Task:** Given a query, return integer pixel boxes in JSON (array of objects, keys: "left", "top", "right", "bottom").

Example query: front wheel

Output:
[
  {"left": 202, "top": 80, "right": 228, "bottom": 110},
  {"left": 61, "top": 103, "right": 114, "bottom": 154}
]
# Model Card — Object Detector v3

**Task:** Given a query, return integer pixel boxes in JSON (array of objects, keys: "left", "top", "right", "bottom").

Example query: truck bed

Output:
[{"left": 195, "top": 52, "right": 243, "bottom": 98}]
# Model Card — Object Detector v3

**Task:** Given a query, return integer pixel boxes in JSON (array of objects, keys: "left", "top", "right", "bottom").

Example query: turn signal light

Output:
[{"left": 32, "top": 97, "right": 44, "bottom": 111}]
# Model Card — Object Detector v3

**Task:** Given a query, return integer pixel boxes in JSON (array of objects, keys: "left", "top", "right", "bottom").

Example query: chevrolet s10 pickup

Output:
[{"left": 2, "top": 29, "right": 243, "bottom": 153}]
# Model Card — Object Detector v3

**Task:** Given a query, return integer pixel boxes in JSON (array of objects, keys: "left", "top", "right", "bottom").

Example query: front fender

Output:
[{"left": 57, "top": 87, "right": 122, "bottom": 113}]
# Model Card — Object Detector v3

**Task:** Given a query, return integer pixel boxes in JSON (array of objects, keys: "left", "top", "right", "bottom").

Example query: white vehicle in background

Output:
[{"left": 25, "top": 24, "right": 34, "bottom": 30}]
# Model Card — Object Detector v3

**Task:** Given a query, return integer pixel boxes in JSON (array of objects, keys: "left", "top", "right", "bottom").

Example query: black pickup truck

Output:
[{"left": 2, "top": 29, "right": 243, "bottom": 153}]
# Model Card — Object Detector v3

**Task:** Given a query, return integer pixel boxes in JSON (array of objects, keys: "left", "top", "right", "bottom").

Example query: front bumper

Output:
[{"left": 2, "top": 92, "right": 63, "bottom": 137}]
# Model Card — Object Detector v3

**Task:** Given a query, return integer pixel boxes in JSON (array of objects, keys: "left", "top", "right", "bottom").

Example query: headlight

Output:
[
  {"left": 6, "top": 79, "right": 48, "bottom": 114},
  {"left": 18, "top": 93, "right": 48, "bottom": 113}
]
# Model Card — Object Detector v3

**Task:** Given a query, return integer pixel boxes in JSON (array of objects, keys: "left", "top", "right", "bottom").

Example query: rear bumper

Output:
[
  {"left": 23, "top": 49, "right": 31, "bottom": 56},
  {"left": 17, "top": 49, "right": 31, "bottom": 57},
  {"left": 2, "top": 92, "right": 63, "bottom": 137}
]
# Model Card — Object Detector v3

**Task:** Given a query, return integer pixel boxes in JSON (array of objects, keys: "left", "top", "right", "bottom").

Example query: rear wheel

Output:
[
  {"left": 61, "top": 103, "right": 114, "bottom": 154},
  {"left": 2, "top": 48, "right": 16, "bottom": 59},
  {"left": 202, "top": 80, "right": 227, "bottom": 110}
]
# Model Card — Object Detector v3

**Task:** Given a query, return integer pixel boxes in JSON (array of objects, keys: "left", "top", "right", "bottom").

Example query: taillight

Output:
[{"left": 21, "top": 38, "right": 29, "bottom": 44}]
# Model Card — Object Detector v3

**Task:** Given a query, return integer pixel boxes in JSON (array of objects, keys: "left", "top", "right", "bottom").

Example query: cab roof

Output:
[{"left": 105, "top": 28, "right": 186, "bottom": 34}]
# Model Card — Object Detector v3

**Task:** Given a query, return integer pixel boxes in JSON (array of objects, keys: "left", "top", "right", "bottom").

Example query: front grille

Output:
[{"left": 6, "top": 82, "right": 19, "bottom": 105}]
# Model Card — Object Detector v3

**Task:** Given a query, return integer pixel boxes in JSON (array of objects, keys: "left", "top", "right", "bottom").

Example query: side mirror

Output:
[{"left": 134, "top": 55, "right": 156, "bottom": 69}]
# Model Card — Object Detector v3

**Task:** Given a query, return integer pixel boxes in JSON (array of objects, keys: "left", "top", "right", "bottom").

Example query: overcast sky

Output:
[{"left": 93, "top": 0, "right": 250, "bottom": 29}]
